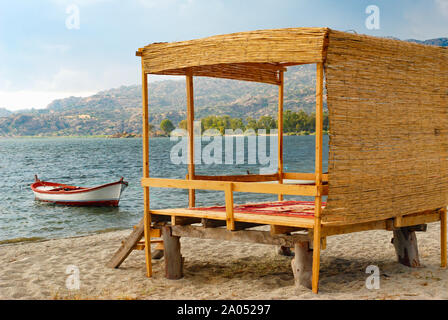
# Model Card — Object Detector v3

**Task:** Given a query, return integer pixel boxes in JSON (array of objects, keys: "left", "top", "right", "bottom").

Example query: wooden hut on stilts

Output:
[{"left": 107, "top": 28, "right": 448, "bottom": 293}]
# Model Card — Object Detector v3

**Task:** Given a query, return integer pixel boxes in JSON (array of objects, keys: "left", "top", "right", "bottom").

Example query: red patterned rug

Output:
[{"left": 191, "top": 200, "right": 326, "bottom": 218}]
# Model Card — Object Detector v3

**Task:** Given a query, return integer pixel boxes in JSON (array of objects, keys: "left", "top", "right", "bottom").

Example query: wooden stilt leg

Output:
[
  {"left": 392, "top": 227, "right": 421, "bottom": 267},
  {"left": 311, "top": 222, "right": 321, "bottom": 293},
  {"left": 291, "top": 241, "right": 313, "bottom": 289},
  {"left": 277, "top": 71, "right": 284, "bottom": 201},
  {"left": 441, "top": 208, "right": 447, "bottom": 268},
  {"left": 141, "top": 66, "right": 152, "bottom": 278},
  {"left": 311, "top": 62, "right": 324, "bottom": 294},
  {"left": 162, "top": 225, "right": 183, "bottom": 279},
  {"left": 186, "top": 70, "right": 196, "bottom": 208}
]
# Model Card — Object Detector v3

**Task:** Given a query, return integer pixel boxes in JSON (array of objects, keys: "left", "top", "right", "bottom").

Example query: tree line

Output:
[{"left": 159, "top": 110, "right": 329, "bottom": 136}]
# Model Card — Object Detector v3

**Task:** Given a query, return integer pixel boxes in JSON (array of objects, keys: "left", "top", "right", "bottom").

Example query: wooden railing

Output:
[{"left": 141, "top": 173, "right": 328, "bottom": 231}]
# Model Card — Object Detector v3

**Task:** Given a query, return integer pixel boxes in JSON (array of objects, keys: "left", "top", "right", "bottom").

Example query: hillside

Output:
[
  {"left": 0, "top": 65, "right": 317, "bottom": 137},
  {"left": 0, "top": 37, "right": 446, "bottom": 137},
  {"left": 0, "top": 108, "right": 12, "bottom": 118}
]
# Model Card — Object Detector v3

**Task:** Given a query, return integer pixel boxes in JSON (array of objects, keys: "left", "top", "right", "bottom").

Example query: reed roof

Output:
[{"left": 137, "top": 27, "right": 329, "bottom": 85}]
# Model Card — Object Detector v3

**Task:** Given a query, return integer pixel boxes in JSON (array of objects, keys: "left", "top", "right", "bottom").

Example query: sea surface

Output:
[{"left": 0, "top": 136, "right": 328, "bottom": 243}]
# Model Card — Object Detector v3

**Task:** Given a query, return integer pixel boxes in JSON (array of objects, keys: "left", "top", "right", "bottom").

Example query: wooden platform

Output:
[{"left": 150, "top": 200, "right": 322, "bottom": 229}]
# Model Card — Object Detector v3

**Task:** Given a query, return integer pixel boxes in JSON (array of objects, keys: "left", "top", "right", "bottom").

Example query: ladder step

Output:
[{"left": 132, "top": 239, "right": 164, "bottom": 250}]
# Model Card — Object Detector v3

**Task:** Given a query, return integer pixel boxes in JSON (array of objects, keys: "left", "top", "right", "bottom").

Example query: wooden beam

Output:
[
  {"left": 441, "top": 208, "right": 447, "bottom": 268},
  {"left": 186, "top": 69, "right": 196, "bottom": 208},
  {"left": 162, "top": 226, "right": 183, "bottom": 279},
  {"left": 202, "top": 218, "right": 227, "bottom": 228},
  {"left": 283, "top": 172, "right": 329, "bottom": 181},
  {"left": 225, "top": 183, "right": 235, "bottom": 230},
  {"left": 322, "top": 220, "right": 388, "bottom": 237},
  {"left": 170, "top": 225, "right": 310, "bottom": 247},
  {"left": 141, "top": 177, "right": 319, "bottom": 196},
  {"left": 193, "top": 173, "right": 279, "bottom": 182},
  {"left": 141, "top": 64, "right": 152, "bottom": 278},
  {"left": 394, "top": 210, "right": 441, "bottom": 228},
  {"left": 202, "top": 218, "right": 260, "bottom": 230},
  {"left": 278, "top": 70, "right": 284, "bottom": 201},
  {"left": 311, "top": 62, "right": 324, "bottom": 294},
  {"left": 172, "top": 216, "right": 201, "bottom": 226},
  {"left": 270, "top": 225, "right": 305, "bottom": 235}
]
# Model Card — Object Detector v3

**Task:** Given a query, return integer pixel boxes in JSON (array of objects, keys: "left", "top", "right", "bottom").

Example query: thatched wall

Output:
[{"left": 323, "top": 30, "right": 448, "bottom": 223}]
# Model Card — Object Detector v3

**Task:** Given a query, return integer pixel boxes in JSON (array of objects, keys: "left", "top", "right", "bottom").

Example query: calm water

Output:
[{"left": 0, "top": 136, "right": 328, "bottom": 242}]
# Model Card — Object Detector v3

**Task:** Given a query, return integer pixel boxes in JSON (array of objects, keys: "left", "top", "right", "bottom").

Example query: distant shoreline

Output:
[{"left": 0, "top": 132, "right": 329, "bottom": 139}]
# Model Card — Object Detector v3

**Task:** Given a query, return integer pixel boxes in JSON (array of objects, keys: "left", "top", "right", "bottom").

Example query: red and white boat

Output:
[{"left": 31, "top": 176, "right": 128, "bottom": 207}]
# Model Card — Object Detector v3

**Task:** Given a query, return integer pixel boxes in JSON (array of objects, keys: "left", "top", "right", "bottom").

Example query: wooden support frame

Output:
[
  {"left": 193, "top": 173, "right": 279, "bottom": 182},
  {"left": 169, "top": 225, "right": 310, "bottom": 246},
  {"left": 186, "top": 69, "right": 196, "bottom": 208},
  {"left": 278, "top": 70, "right": 284, "bottom": 201},
  {"left": 142, "top": 177, "right": 319, "bottom": 196},
  {"left": 311, "top": 62, "right": 324, "bottom": 294},
  {"left": 441, "top": 207, "right": 447, "bottom": 268},
  {"left": 283, "top": 172, "right": 328, "bottom": 181},
  {"left": 141, "top": 64, "right": 152, "bottom": 278},
  {"left": 162, "top": 225, "right": 183, "bottom": 279},
  {"left": 225, "top": 183, "right": 235, "bottom": 230}
]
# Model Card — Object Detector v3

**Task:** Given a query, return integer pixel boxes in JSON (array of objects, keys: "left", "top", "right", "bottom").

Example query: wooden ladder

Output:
[{"left": 106, "top": 219, "right": 164, "bottom": 268}]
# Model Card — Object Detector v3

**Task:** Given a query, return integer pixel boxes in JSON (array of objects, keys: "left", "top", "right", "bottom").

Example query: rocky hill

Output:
[{"left": 0, "top": 65, "right": 317, "bottom": 136}]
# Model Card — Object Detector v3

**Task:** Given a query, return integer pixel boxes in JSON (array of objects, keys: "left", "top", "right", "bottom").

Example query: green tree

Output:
[
  {"left": 160, "top": 119, "right": 175, "bottom": 135},
  {"left": 257, "top": 116, "right": 277, "bottom": 133},
  {"left": 178, "top": 119, "right": 187, "bottom": 130},
  {"left": 245, "top": 117, "right": 258, "bottom": 131}
]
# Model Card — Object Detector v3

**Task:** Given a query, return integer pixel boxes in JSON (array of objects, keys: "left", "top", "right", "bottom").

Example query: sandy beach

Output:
[{"left": 0, "top": 223, "right": 447, "bottom": 300}]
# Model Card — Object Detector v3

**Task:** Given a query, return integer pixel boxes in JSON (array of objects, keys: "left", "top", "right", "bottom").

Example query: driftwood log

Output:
[{"left": 162, "top": 225, "right": 184, "bottom": 279}]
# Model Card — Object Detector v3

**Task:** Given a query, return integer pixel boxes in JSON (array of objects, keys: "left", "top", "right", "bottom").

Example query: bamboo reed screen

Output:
[
  {"left": 139, "top": 28, "right": 448, "bottom": 225},
  {"left": 323, "top": 30, "right": 448, "bottom": 224},
  {"left": 140, "top": 28, "right": 328, "bottom": 85}
]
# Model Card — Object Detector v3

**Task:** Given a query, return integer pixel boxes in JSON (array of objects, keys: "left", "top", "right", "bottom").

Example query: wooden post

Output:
[
  {"left": 441, "top": 208, "right": 447, "bottom": 268},
  {"left": 392, "top": 227, "right": 421, "bottom": 267},
  {"left": 291, "top": 241, "right": 313, "bottom": 289},
  {"left": 186, "top": 69, "right": 196, "bottom": 208},
  {"left": 277, "top": 71, "right": 284, "bottom": 201},
  {"left": 225, "top": 183, "right": 235, "bottom": 231},
  {"left": 162, "top": 225, "right": 183, "bottom": 279},
  {"left": 311, "top": 62, "right": 324, "bottom": 294},
  {"left": 141, "top": 63, "right": 152, "bottom": 278}
]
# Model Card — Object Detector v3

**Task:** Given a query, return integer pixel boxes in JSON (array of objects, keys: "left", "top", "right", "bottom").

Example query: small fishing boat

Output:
[{"left": 31, "top": 175, "right": 128, "bottom": 207}]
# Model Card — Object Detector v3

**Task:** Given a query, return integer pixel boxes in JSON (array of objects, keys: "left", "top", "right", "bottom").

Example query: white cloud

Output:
[
  {"left": 436, "top": 0, "right": 448, "bottom": 17},
  {"left": 40, "top": 43, "right": 71, "bottom": 54},
  {"left": 137, "top": 0, "right": 194, "bottom": 10},
  {"left": 49, "top": 0, "right": 110, "bottom": 6}
]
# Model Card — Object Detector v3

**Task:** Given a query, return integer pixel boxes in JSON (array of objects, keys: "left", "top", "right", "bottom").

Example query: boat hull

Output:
[{"left": 31, "top": 178, "right": 128, "bottom": 207}]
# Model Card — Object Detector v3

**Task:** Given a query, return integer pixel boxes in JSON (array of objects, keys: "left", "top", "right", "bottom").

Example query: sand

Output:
[{"left": 0, "top": 223, "right": 447, "bottom": 300}]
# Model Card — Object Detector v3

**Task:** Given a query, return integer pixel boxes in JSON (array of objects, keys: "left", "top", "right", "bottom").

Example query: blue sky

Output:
[{"left": 0, "top": 0, "right": 447, "bottom": 111}]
